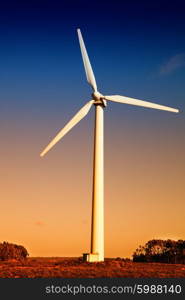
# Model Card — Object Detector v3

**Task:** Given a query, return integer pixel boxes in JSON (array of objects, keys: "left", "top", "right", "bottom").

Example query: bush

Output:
[{"left": 0, "top": 242, "right": 29, "bottom": 261}]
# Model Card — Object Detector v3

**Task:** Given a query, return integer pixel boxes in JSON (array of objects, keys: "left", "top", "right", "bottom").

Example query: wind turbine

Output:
[{"left": 40, "top": 29, "right": 179, "bottom": 262}]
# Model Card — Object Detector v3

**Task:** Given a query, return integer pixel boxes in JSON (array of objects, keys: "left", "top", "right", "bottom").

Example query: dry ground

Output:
[{"left": 0, "top": 258, "right": 185, "bottom": 278}]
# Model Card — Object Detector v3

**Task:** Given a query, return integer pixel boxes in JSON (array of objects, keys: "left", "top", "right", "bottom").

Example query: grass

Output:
[{"left": 0, "top": 257, "right": 185, "bottom": 278}]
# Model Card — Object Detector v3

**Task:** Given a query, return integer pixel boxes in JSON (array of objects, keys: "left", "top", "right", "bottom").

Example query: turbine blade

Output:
[
  {"left": 77, "top": 28, "right": 97, "bottom": 92},
  {"left": 40, "top": 100, "right": 94, "bottom": 157},
  {"left": 104, "top": 95, "right": 179, "bottom": 113}
]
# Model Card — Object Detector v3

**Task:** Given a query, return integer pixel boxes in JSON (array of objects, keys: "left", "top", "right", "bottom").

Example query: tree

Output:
[
  {"left": 133, "top": 239, "right": 185, "bottom": 264},
  {"left": 0, "top": 242, "right": 29, "bottom": 261}
]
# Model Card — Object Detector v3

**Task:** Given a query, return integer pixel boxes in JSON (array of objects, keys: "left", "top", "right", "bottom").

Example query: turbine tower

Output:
[{"left": 40, "top": 29, "right": 179, "bottom": 262}]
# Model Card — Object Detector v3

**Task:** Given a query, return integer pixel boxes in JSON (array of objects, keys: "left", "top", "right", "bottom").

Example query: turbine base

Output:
[{"left": 83, "top": 253, "right": 103, "bottom": 262}]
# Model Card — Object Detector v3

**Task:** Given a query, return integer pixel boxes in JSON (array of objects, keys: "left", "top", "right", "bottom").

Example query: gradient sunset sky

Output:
[{"left": 0, "top": 0, "right": 185, "bottom": 258}]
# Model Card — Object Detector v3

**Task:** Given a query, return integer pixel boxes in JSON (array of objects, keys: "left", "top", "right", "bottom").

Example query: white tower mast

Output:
[{"left": 90, "top": 104, "right": 104, "bottom": 262}]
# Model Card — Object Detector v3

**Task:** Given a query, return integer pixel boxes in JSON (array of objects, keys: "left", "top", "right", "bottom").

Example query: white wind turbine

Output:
[{"left": 40, "top": 29, "right": 179, "bottom": 262}]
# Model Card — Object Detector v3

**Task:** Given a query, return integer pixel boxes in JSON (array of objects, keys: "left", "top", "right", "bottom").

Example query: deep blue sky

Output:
[{"left": 0, "top": 1, "right": 184, "bottom": 102}]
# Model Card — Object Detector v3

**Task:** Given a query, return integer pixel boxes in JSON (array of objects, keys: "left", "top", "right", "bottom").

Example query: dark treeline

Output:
[
  {"left": 133, "top": 239, "right": 185, "bottom": 264},
  {"left": 0, "top": 241, "right": 29, "bottom": 261}
]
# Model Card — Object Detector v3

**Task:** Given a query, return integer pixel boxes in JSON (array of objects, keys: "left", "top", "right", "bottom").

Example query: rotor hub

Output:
[
  {"left": 92, "top": 91, "right": 103, "bottom": 101},
  {"left": 92, "top": 91, "right": 107, "bottom": 107}
]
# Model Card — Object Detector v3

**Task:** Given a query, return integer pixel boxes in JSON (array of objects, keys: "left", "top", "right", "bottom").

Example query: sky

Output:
[{"left": 0, "top": 0, "right": 185, "bottom": 258}]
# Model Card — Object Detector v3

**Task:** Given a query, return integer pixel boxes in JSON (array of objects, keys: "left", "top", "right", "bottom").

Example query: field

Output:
[{"left": 0, "top": 258, "right": 185, "bottom": 278}]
